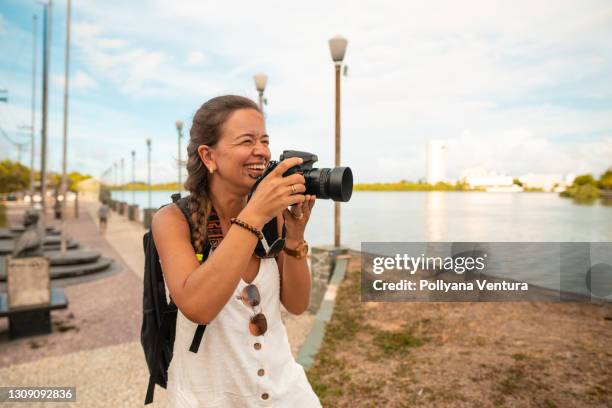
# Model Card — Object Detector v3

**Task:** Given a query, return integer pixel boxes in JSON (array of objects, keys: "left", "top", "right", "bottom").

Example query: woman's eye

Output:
[
  {"left": 241, "top": 139, "right": 253, "bottom": 145},
  {"left": 261, "top": 140, "right": 270, "bottom": 146}
]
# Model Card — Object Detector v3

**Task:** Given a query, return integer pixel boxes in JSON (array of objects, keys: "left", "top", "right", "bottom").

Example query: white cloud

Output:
[
  {"left": 49, "top": 71, "right": 98, "bottom": 90},
  {"left": 96, "top": 37, "right": 127, "bottom": 49},
  {"left": 186, "top": 51, "right": 206, "bottom": 66},
  {"left": 73, "top": 71, "right": 98, "bottom": 89}
]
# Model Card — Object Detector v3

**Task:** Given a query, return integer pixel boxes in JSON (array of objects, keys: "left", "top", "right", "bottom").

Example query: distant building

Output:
[
  {"left": 426, "top": 140, "right": 447, "bottom": 184},
  {"left": 519, "top": 174, "right": 564, "bottom": 192},
  {"left": 460, "top": 168, "right": 521, "bottom": 192}
]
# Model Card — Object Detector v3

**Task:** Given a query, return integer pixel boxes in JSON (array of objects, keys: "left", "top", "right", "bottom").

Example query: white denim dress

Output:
[{"left": 167, "top": 256, "right": 322, "bottom": 407}]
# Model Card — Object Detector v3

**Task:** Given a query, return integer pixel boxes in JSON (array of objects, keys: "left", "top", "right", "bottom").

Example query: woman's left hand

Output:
[{"left": 283, "top": 194, "right": 316, "bottom": 240}]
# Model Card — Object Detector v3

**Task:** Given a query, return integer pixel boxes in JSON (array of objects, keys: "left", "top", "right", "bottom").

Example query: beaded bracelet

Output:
[{"left": 229, "top": 217, "right": 264, "bottom": 240}]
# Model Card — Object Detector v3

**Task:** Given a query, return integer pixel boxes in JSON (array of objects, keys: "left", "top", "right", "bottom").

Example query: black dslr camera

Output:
[{"left": 250, "top": 150, "right": 353, "bottom": 202}]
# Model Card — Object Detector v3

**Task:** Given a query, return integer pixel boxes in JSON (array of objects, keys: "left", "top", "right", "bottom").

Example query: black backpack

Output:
[{"left": 140, "top": 194, "right": 281, "bottom": 405}]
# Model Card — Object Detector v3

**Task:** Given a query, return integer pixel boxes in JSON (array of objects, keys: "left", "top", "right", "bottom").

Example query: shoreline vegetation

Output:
[
  {"left": 1, "top": 159, "right": 609, "bottom": 197},
  {"left": 560, "top": 171, "right": 612, "bottom": 201}
]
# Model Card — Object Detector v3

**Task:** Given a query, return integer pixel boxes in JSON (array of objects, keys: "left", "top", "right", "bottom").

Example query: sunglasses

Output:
[
  {"left": 253, "top": 216, "right": 286, "bottom": 259},
  {"left": 237, "top": 284, "right": 268, "bottom": 336},
  {"left": 254, "top": 237, "right": 285, "bottom": 259}
]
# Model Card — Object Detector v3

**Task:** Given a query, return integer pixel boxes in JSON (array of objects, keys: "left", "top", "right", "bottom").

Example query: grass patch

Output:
[
  {"left": 373, "top": 327, "right": 424, "bottom": 355},
  {"left": 306, "top": 262, "right": 427, "bottom": 406},
  {"left": 307, "top": 265, "right": 374, "bottom": 404},
  {"left": 511, "top": 352, "right": 528, "bottom": 361}
]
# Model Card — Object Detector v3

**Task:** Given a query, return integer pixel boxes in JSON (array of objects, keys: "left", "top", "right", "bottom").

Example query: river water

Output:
[{"left": 112, "top": 190, "right": 612, "bottom": 248}]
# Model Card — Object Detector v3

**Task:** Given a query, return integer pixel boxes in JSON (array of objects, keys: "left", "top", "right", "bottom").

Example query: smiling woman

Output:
[{"left": 151, "top": 95, "right": 321, "bottom": 407}]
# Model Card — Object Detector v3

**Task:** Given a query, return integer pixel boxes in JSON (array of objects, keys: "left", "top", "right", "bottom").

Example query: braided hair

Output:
[{"left": 184, "top": 95, "right": 261, "bottom": 251}]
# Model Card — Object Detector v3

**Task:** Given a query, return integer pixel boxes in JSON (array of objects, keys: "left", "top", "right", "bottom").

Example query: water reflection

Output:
[{"left": 425, "top": 192, "right": 447, "bottom": 241}]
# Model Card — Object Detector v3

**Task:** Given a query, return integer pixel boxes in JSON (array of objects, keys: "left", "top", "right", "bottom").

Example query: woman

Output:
[{"left": 152, "top": 95, "right": 322, "bottom": 407}]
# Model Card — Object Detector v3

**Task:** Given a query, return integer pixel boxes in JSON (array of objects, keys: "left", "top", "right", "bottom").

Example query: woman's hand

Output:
[
  {"left": 283, "top": 194, "right": 315, "bottom": 241},
  {"left": 240, "top": 157, "right": 307, "bottom": 229}
]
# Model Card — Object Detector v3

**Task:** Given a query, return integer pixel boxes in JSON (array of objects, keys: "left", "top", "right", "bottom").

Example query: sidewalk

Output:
[
  {"left": 0, "top": 200, "right": 168, "bottom": 407},
  {"left": 0, "top": 199, "right": 316, "bottom": 406}
]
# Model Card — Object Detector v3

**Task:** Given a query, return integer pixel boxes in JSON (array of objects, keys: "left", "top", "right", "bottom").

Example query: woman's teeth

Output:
[
  {"left": 245, "top": 164, "right": 265, "bottom": 179},
  {"left": 245, "top": 164, "right": 265, "bottom": 170}
]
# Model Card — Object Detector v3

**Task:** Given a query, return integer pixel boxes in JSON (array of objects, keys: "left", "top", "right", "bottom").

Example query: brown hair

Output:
[{"left": 184, "top": 95, "right": 261, "bottom": 252}]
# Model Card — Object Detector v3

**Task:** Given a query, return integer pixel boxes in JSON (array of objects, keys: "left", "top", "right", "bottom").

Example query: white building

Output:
[
  {"left": 426, "top": 140, "right": 447, "bottom": 184},
  {"left": 460, "top": 168, "right": 521, "bottom": 192},
  {"left": 518, "top": 174, "right": 564, "bottom": 192}
]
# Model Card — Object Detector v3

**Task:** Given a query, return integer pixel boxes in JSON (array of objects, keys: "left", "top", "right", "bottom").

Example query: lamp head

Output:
[
  {"left": 253, "top": 73, "right": 268, "bottom": 92},
  {"left": 328, "top": 35, "right": 348, "bottom": 64}
]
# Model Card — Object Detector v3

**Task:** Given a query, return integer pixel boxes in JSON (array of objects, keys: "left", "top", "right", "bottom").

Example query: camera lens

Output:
[
  {"left": 328, "top": 167, "right": 353, "bottom": 202},
  {"left": 304, "top": 167, "right": 353, "bottom": 202}
]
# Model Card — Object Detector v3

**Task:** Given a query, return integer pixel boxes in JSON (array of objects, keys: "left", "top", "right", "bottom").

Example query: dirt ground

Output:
[{"left": 307, "top": 252, "right": 612, "bottom": 408}]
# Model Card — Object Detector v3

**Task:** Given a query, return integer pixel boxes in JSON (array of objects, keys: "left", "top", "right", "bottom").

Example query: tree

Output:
[
  {"left": 573, "top": 174, "right": 596, "bottom": 186},
  {"left": 599, "top": 168, "right": 612, "bottom": 190},
  {"left": 0, "top": 160, "right": 30, "bottom": 193}
]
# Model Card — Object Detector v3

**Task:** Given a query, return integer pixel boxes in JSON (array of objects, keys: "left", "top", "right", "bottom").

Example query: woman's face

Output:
[{"left": 207, "top": 108, "right": 271, "bottom": 193}]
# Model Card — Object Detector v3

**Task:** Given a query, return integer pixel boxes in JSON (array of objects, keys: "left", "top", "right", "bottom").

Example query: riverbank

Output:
[{"left": 307, "top": 253, "right": 612, "bottom": 407}]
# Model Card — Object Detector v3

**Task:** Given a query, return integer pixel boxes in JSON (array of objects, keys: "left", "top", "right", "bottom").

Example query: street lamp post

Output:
[
  {"left": 146, "top": 139, "right": 152, "bottom": 210},
  {"left": 40, "top": 0, "right": 52, "bottom": 219},
  {"left": 29, "top": 14, "right": 37, "bottom": 204},
  {"left": 253, "top": 73, "right": 268, "bottom": 112},
  {"left": 328, "top": 35, "right": 348, "bottom": 248},
  {"left": 131, "top": 150, "right": 135, "bottom": 205},
  {"left": 120, "top": 157, "right": 125, "bottom": 202},
  {"left": 59, "top": 0, "right": 71, "bottom": 254},
  {"left": 175, "top": 120, "right": 183, "bottom": 197},
  {"left": 113, "top": 161, "right": 118, "bottom": 198}
]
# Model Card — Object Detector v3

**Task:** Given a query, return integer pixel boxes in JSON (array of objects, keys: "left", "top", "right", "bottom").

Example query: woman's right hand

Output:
[{"left": 240, "top": 157, "right": 307, "bottom": 228}]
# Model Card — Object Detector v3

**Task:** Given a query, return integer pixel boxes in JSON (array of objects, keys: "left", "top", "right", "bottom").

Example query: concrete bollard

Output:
[
  {"left": 308, "top": 245, "right": 349, "bottom": 313},
  {"left": 143, "top": 208, "right": 156, "bottom": 230},
  {"left": 128, "top": 205, "right": 139, "bottom": 221}
]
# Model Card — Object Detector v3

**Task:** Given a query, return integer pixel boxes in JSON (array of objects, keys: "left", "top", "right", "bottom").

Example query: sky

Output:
[{"left": 1, "top": 0, "right": 611, "bottom": 184}]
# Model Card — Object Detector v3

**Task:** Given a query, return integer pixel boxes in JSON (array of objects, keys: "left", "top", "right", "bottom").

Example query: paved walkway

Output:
[{"left": 0, "top": 200, "right": 315, "bottom": 407}]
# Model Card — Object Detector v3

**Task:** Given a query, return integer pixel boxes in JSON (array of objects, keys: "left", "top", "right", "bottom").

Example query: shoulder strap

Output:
[{"left": 174, "top": 195, "right": 209, "bottom": 354}]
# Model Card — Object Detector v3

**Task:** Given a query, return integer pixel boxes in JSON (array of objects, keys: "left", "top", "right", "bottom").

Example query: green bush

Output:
[
  {"left": 0, "top": 160, "right": 30, "bottom": 193},
  {"left": 599, "top": 169, "right": 612, "bottom": 190},
  {"left": 573, "top": 174, "right": 597, "bottom": 186}
]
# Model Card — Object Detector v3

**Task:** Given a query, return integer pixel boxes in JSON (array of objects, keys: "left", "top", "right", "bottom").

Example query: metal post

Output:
[
  {"left": 30, "top": 14, "right": 37, "bottom": 204},
  {"left": 120, "top": 157, "right": 125, "bottom": 202},
  {"left": 131, "top": 150, "right": 135, "bottom": 205},
  {"left": 59, "top": 0, "right": 71, "bottom": 254},
  {"left": 334, "top": 64, "right": 341, "bottom": 247},
  {"left": 177, "top": 125, "right": 182, "bottom": 197},
  {"left": 113, "top": 161, "right": 117, "bottom": 199},
  {"left": 146, "top": 139, "right": 152, "bottom": 210},
  {"left": 258, "top": 91, "right": 264, "bottom": 112},
  {"left": 40, "top": 1, "right": 52, "bottom": 220}
]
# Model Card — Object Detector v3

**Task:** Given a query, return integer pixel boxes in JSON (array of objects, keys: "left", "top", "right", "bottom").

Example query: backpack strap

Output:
[
  {"left": 189, "top": 325, "right": 207, "bottom": 352},
  {"left": 145, "top": 376, "right": 155, "bottom": 405},
  {"left": 175, "top": 196, "right": 210, "bottom": 354}
]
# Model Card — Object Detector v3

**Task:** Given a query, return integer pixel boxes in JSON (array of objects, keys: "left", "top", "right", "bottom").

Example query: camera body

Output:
[{"left": 250, "top": 150, "right": 353, "bottom": 202}]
